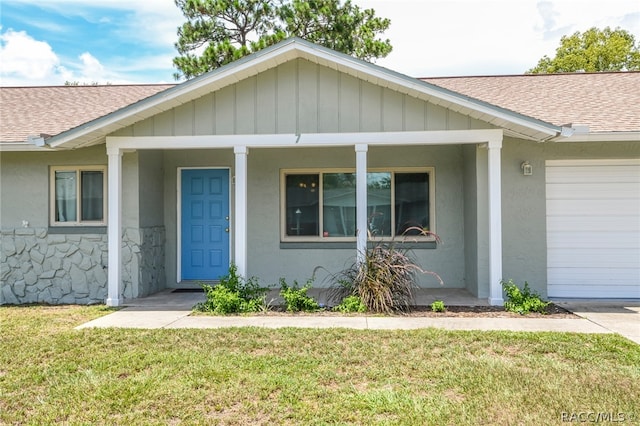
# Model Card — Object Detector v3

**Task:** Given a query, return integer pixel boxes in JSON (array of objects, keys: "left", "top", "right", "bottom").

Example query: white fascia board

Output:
[
  {"left": 549, "top": 131, "right": 640, "bottom": 143},
  {"left": 106, "top": 129, "right": 503, "bottom": 151},
  {"left": 0, "top": 142, "right": 53, "bottom": 152}
]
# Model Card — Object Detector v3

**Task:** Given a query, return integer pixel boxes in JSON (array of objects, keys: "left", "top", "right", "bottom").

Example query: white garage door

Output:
[{"left": 546, "top": 159, "right": 640, "bottom": 299}]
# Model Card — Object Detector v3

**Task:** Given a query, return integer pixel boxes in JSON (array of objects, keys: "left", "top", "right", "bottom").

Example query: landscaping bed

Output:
[
  {"left": 200, "top": 303, "right": 577, "bottom": 318},
  {"left": 195, "top": 265, "right": 573, "bottom": 317}
]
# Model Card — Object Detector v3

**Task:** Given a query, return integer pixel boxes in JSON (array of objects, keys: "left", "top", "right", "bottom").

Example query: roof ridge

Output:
[{"left": 421, "top": 71, "right": 640, "bottom": 80}]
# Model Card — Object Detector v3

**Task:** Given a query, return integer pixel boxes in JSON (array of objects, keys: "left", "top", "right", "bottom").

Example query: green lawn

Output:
[{"left": 1, "top": 306, "right": 639, "bottom": 425}]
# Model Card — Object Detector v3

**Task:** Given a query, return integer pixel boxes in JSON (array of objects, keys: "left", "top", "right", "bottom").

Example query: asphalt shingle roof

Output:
[
  {"left": 422, "top": 72, "right": 640, "bottom": 133},
  {"left": 1, "top": 72, "right": 638, "bottom": 146},
  {"left": 0, "top": 84, "right": 174, "bottom": 143}
]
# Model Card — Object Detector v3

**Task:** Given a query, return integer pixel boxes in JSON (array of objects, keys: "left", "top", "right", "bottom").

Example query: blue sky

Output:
[{"left": 1, "top": 0, "right": 639, "bottom": 86}]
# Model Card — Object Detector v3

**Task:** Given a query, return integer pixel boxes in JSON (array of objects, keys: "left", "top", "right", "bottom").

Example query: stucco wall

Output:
[
  {"left": 4, "top": 137, "right": 636, "bottom": 304},
  {"left": 0, "top": 146, "right": 107, "bottom": 227},
  {"left": 160, "top": 145, "right": 467, "bottom": 289},
  {"left": 462, "top": 145, "right": 479, "bottom": 296},
  {"left": 0, "top": 147, "right": 142, "bottom": 229},
  {"left": 500, "top": 139, "right": 640, "bottom": 298},
  {"left": 0, "top": 148, "right": 166, "bottom": 304},
  {"left": 138, "top": 150, "right": 165, "bottom": 228}
]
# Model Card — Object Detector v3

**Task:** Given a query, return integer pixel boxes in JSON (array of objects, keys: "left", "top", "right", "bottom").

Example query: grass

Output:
[{"left": 1, "top": 306, "right": 639, "bottom": 425}]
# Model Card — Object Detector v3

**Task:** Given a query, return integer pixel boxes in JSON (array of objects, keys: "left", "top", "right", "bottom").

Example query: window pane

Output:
[
  {"left": 286, "top": 174, "right": 319, "bottom": 236},
  {"left": 395, "top": 173, "right": 429, "bottom": 236},
  {"left": 55, "top": 171, "right": 77, "bottom": 222},
  {"left": 367, "top": 172, "right": 391, "bottom": 236},
  {"left": 81, "top": 171, "right": 104, "bottom": 221},
  {"left": 323, "top": 173, "right": 356, "bottom": 237}
]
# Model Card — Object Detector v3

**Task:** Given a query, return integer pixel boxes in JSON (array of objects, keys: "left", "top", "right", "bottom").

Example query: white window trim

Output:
[
  {"left": 280, "top": 167, "right": 435, "bottom": 242},
  {"left": 49, "top": 165, "right": 107, "bottom": 226}
]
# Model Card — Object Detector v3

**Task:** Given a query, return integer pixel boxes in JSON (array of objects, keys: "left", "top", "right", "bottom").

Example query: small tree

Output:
[{"left": 528, "top": 27, "right": 640, "bottom": 73}]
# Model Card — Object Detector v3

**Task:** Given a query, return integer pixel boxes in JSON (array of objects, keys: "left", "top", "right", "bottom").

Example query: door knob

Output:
[{"left": 225, "top": 228, "right": 229, "bottom": 233}]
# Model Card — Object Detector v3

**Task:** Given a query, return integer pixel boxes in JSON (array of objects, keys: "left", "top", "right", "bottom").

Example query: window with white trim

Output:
[
  {"left": 282, "top": 168, "right": 434, "bottom": 241},
  {"left": 50, "top": 166, "right": 107, "bottom": 226}
]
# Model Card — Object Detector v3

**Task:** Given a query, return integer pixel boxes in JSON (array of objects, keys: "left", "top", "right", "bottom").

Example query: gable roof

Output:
[
  {"left": 3, "top": 40, "right": 638, "bottom": 152},
  {"left": 1, "top": 38, "right": 566, "bottom": 151},
  {"left": 0, "top": 84, "right": 173, "bottom": 149},
  {"left": 423, "top": 72, "right": 640, "bottom": 134}
]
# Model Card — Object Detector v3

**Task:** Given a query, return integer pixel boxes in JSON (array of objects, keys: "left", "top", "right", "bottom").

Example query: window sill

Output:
[
  {"left": 48, "top": 226, "right": 107, "bottom": 234},
  {"left": 281, "top": 241, "right": 356, "bottom": 249},
  {"left": 280, "top": 240, "right": 437, "bottom": 249}
]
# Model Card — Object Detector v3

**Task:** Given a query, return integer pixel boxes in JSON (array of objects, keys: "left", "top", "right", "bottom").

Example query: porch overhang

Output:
[{"left": 105, "top": 129, "right": 505, "bottom": 307}]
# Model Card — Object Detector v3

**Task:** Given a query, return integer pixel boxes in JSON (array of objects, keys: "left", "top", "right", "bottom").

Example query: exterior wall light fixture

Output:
[{"left": 521, "top": 161, "right": 533, "bottom": 176}]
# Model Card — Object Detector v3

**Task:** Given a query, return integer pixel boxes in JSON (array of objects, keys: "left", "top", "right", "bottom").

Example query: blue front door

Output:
[{"left": 181, "top": 169, "right": 230, "bottom": 280}]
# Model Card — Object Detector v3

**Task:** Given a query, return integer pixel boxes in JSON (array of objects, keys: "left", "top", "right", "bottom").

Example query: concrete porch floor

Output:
[{"left": 123, "top": 287, "right": 490, "bottom": 309}]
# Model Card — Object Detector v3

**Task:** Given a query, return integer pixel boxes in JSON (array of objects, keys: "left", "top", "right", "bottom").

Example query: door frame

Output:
[{"left": 176, "top": 166, "right": 232, "bottom": 283}]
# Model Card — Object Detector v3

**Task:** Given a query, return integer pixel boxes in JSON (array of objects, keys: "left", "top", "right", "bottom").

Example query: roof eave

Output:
[
  {"left": 549, "top": 131, "right": 640, "bottom": 143},
  {"left": 0, "top": 142, "right": 53, "bottom": 152}
]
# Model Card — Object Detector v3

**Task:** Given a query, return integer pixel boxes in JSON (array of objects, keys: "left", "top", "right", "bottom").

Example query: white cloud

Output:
[
  {"left": 121, "top": 1, "right": 184, "bottom": 47},
  {"left": 2, "top": 0, "right": 184, "bottom": 84},
  {"left": 0, "top": 28, "right": 65, "bottom": 85},
  {"left": 0, "top": 27, "right": 126, "bottom": 86},
  {"left": 7, "top": 0, "right": 183, "bottom": 47},
  {"left": 76, "top": 52, "right": 106, "bottom": 82}
]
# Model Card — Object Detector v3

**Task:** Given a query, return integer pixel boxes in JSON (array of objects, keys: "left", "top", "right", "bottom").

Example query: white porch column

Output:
[
  {"left": 106, "top": 146, "right": 123, "bottom": 306},
  {"left": 355, "top": 144, "right": 368, "bottom": 262},
  {"left": 234, "top": 146, "right": 248, "bottom": 278},
  {"left": 487, "top": 136, "right": 504, "bottom": 305}
]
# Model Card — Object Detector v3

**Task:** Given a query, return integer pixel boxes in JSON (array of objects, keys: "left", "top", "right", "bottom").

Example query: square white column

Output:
[
  {"left": 106, "top": 146, "right": 122, "bottom": 307},
  {"left": 355, "top": 144, "right": 368, "bottom": 262},
  {"left": 487, "top": 137, "right": 504, "bottom": 306},
  {"left": 234, "top": 146, "right": 248, "bottom": 278}
]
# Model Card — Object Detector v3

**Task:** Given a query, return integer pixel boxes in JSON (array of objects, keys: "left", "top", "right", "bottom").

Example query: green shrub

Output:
[
  {"left": 431, "top": 300, "right": 446, "bottom": 313},
  {"left": 203, "top": 285, "right": 241, "bottom": 314},
  {"left": 332, "top": 229, "right": 442, "bottom": 314},
  {"left": 334, "top": 295, "right": 367, "bottom": 313},
  {"left": 502, "top": 279, "right": 550, "bottom": 315},
  {"left": 195, "top": 264, "right": 268, "bottom": 314},
  {"left": 279, "top": 279, "right": 320, "bottom": 312}
]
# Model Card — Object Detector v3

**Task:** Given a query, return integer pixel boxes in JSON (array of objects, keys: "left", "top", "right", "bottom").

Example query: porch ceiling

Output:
[{"left": 48, "top": 38, "right": 562, "bottom": 150}]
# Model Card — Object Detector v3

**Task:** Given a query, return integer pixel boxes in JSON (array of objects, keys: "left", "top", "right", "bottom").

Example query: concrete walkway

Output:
[
  {"left": 554, "top": 300, "right": 640, "bottom": 344},
  {"left": 76, "top": 290, "right": 640, "bottom": 344}
]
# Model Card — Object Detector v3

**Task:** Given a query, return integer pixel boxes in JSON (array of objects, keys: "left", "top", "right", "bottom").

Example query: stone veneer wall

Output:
[
  {"left": 0, "top": 226, "right": 165, "bottom": 305},
  {"left": 121, "top": 227, "right": 166, "bottom": 299}
]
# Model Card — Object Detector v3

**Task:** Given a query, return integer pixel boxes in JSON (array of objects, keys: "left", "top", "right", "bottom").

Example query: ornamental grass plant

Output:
[{"left": 332, "top": 227, "right": 442, "bottom": 314}]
